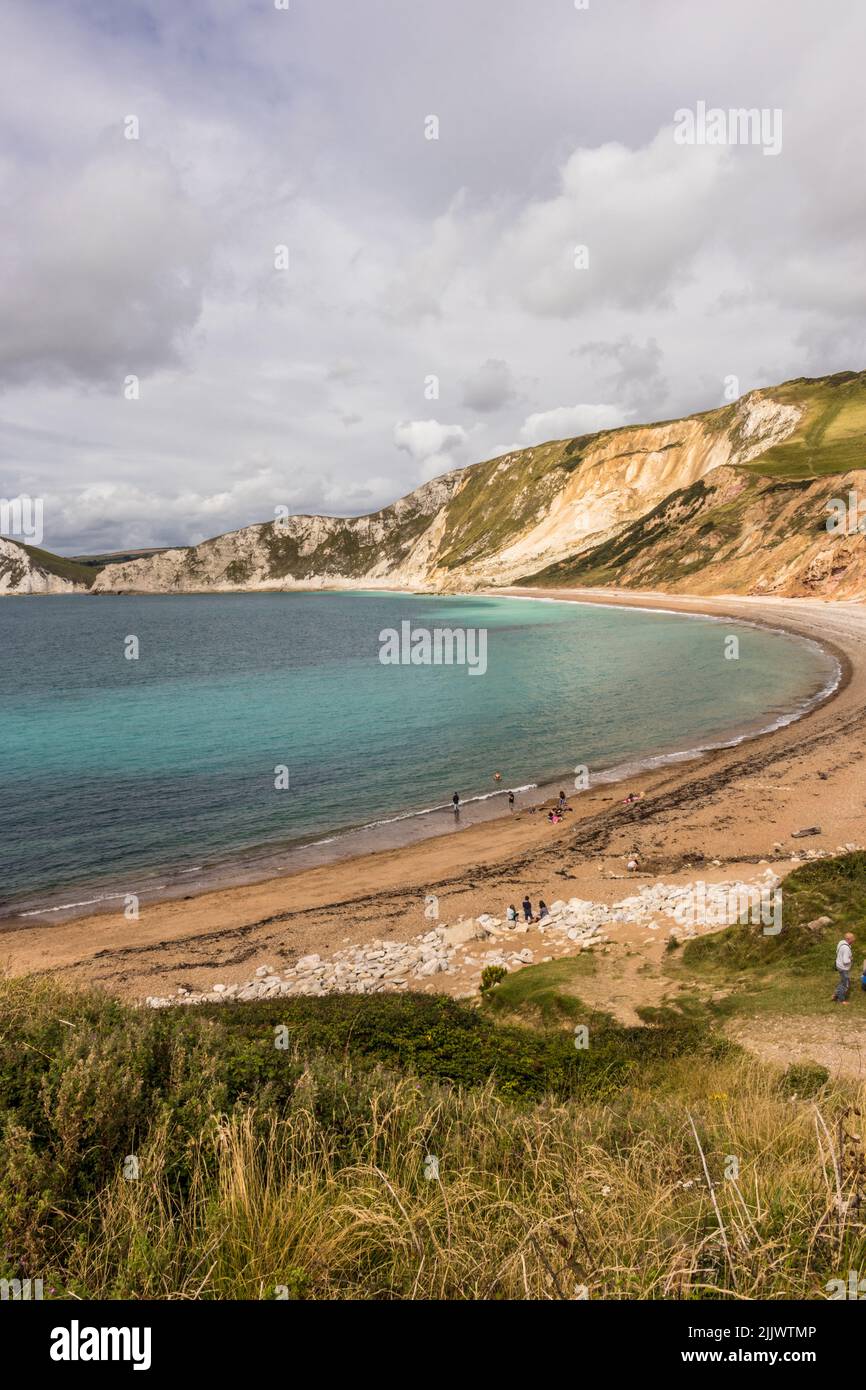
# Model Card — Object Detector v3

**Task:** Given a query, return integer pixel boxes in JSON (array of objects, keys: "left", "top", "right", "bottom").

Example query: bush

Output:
[
  {"left": 480, "top": 965, "right": 507, "bottom": 993},
  {"left": 779, "top": 1061, "right": 830, "bottom": 1098}
]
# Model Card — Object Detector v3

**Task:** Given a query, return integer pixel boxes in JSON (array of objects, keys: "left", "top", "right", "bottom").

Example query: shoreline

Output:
[
  {"left": 0, "top": 588, "right": 841, "bottom": 926},
  {"left": 2, "top": 586, "right": 865, "bottom": 1003}
]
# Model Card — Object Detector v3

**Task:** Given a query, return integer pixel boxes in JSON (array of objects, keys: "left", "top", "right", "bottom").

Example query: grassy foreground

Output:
[{"left": 1, "top": 958, "right": 865, "bottom": 1300}]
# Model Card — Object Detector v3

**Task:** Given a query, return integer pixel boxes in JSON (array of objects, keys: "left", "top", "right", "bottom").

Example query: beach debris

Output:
[{"left": 792, "top": 826, "right": 822, "bottom": 838}]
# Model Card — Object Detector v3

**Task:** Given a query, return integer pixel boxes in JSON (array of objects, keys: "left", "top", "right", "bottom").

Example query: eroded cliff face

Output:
[
  {"left": 525, "top": 466, "right": 866, "bottom": 601},
  {"left": 0, "top": 539, "right": 86, "bottom": 595},
  {"left": 90, "top": 470, "right": 465, "bottom": 594},
  {"left": 427, "top": 391, "right": 802, "bottom": 590},
  {"left": 90, "top": 388, "right": 804, "bottom": 596},
  {"left": 13, "top": 370, "right": 866, "bottom": 601}
]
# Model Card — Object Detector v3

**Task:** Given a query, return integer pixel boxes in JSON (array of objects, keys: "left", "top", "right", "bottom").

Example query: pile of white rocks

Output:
[
  {"left": 144, "top": 921, "right": 536, "bottom": 1010},
  {"left": 534, "top": 867, "right": 788, "bottom": 944},
  {"left": 783, "top": 841, "right": 862, "bottom": 863},
  {"left": 144, "top": 856, "right": 856, "bottom": 1010}
]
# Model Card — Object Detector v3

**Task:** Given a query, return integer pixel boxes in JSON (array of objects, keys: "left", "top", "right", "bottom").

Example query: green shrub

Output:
[
  {"left": 779, "top": 1062, "right": 830, "bottom": 1098},
  {"left": 480, "top": 965, "right": 507, "bottom": 993}
]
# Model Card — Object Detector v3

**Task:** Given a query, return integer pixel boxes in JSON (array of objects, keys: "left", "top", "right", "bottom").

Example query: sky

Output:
[{"left": 1, "top": 0, "right": 865, "bottom": 554}]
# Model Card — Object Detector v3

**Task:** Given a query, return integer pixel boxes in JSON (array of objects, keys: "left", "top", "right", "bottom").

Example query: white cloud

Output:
[
  {"left": 518, "top": 403, "right": 627, "bottom": 447},
  {"left": 393, "top": 419, "right": 468, "bottom": 461}
]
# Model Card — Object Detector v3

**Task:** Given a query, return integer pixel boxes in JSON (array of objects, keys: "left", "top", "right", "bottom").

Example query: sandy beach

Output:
[{"left": 2, "top": 586, "right": 865, "bottom": 1011}]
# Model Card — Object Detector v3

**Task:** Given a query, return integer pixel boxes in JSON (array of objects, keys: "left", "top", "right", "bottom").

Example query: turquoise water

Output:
[{"left": 0, "top": 591, "right": 838, "bottom": 917}]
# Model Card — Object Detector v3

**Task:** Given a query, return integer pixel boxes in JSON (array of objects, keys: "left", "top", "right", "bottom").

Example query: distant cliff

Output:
[
  {"left": 0, "top": 539, "right": 94, "bottom": 594},
  {"left": 5, "top": 371, "right": 866, "bottom": 600}
]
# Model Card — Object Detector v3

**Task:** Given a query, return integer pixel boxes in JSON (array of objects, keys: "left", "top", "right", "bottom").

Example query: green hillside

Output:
[
  {"left": 739, "top": 370, "right": 866, "bottom": 479},
  {"left": 19, "top": 543, "right": 100, "bottom": 588}
]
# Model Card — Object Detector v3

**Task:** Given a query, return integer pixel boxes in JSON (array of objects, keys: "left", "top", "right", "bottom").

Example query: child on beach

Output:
[{"left": 522, "top": 896, "right": 533, "bottom": 923}]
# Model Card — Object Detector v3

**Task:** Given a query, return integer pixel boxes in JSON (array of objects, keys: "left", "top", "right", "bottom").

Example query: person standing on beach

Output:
[
  {"left": 452, "top": 791, "right": 460, "bottom": 816},
  {"left": 508, "top": 790, "right": 515, "bottom": 811},
  {"left": 833, "top": 932, "right": 854, "bottom": 1003},
  {"left": 522, "top": 896, "right": 533, "bottom": 923}
]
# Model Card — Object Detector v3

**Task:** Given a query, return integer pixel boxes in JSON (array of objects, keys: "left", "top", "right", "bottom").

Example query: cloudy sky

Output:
[{"left": 2, "top": 0, "right": 865, "bottom": 554}]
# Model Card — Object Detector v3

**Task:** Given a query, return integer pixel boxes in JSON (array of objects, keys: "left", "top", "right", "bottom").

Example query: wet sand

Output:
[{"left": 2, "top": 586, "right": 864, "bottom": 1002}]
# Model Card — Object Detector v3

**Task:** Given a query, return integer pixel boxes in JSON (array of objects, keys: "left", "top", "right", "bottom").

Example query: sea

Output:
[{"left": 0, "top": 590, "right": 839, "bottom": 922}]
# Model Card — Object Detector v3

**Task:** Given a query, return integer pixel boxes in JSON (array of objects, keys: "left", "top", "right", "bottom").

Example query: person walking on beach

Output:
[
  {"left": 833, "top": 932, "right": 854, "bottom": 1004},
  {"left": 452, "top": 791, "right": 460, "bottom": 817},
  {"left": 522, "top": 895, "right": 533, "bottom": 923}
]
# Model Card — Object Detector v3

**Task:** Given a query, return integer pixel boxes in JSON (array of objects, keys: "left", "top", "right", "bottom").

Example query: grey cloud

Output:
[
  {"left": 460, "top": 359, "right": 517, "bottom": 413},
  {"left": 577, "top": 337, "right": 668, "bottom": 421},
  {"left": 0, "top": 147, "right": 211, "bottom": 387}
]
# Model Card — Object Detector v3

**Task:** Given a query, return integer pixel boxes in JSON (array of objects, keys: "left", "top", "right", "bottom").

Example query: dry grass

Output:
[
  {"left": 3, "top": 974, "right": 865, "bottom": 1299},
  {"left": 52, "top": 1057, "right": 866, "bottom": 1300}
]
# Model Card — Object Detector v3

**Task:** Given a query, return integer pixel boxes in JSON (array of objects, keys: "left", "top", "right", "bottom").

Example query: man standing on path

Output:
[{"left": 833, "top": 932, "right": 855, "bottom": 1004}]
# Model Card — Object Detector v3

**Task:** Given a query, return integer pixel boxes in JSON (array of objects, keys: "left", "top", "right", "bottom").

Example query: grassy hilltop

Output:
[{"left": 2, "top": 853, "right": 865, "bottom": 1301}]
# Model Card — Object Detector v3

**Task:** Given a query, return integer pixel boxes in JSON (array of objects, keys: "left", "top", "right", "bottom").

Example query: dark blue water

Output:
[{"left": 0, "top": 591, "right": 837, "bottom": 917}]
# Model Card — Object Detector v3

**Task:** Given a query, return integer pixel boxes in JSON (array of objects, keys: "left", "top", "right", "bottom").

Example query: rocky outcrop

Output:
[
  {"left": 92, "top": 469, "right": 465, "bottom": 594},
  {"left": 0, "top": 538, "right": 88, "bottom": 595}
]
